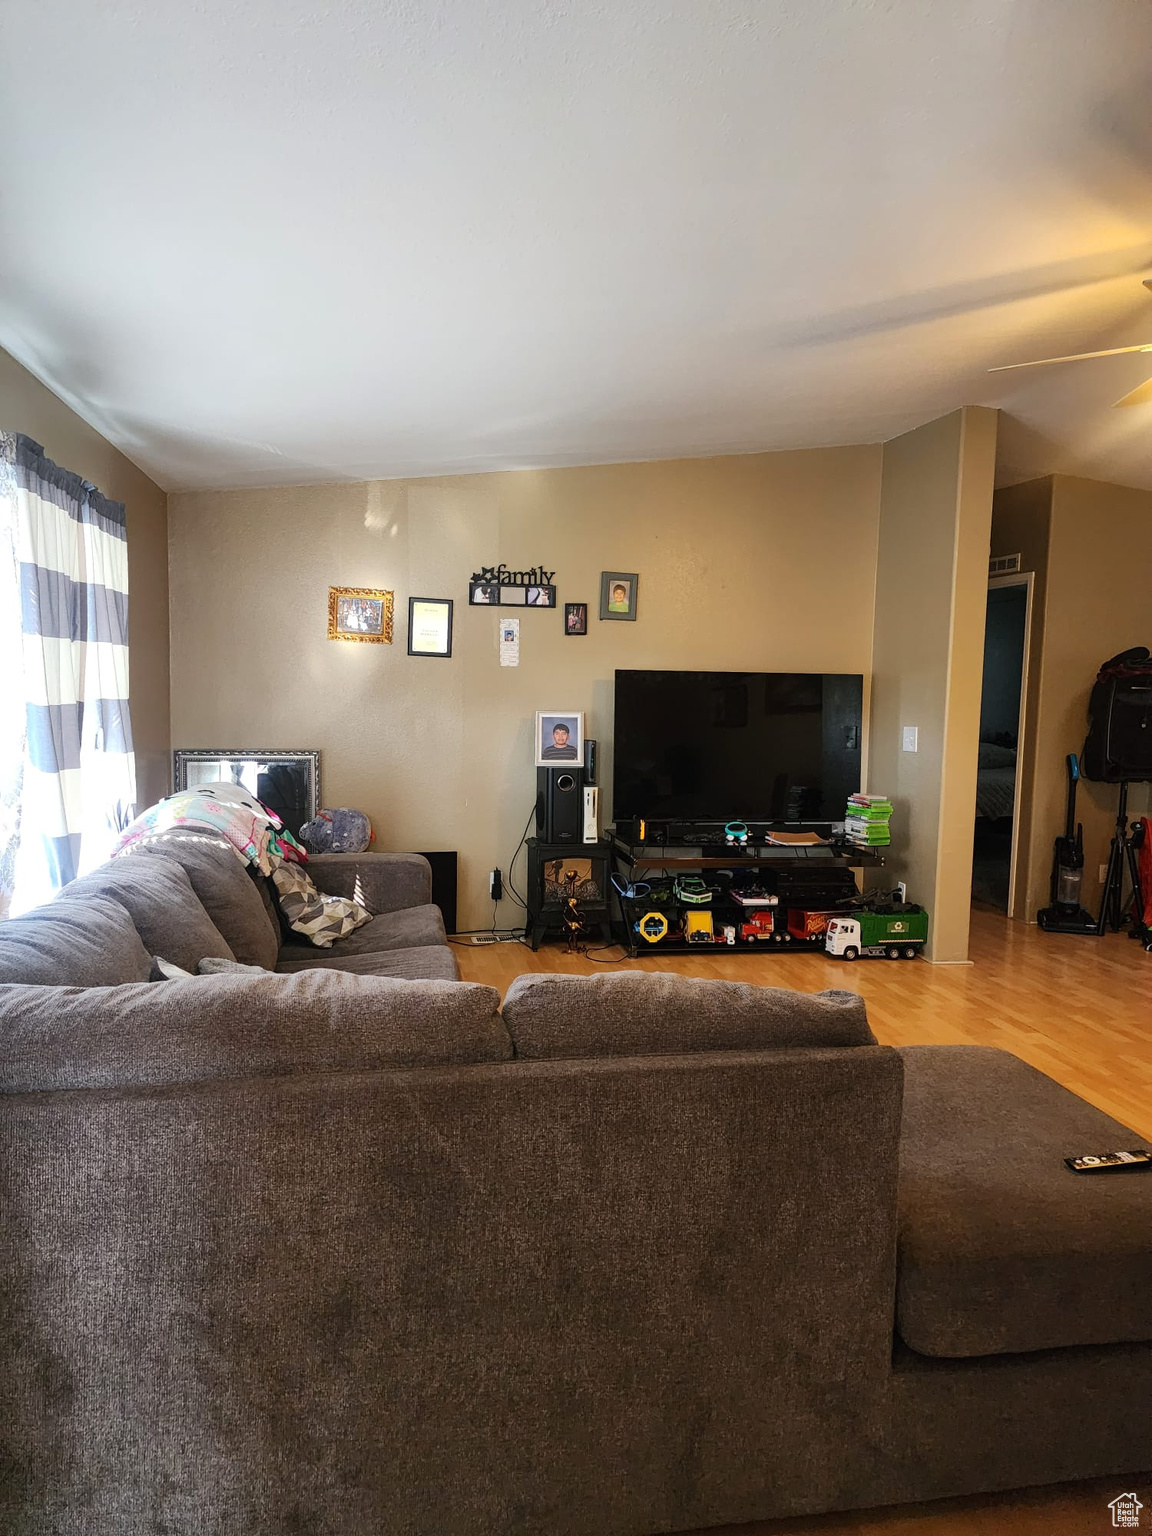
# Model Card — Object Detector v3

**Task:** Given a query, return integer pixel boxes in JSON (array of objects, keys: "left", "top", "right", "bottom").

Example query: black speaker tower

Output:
[{"left": 536, "top": 766, "right": 584, "bottom": 842}]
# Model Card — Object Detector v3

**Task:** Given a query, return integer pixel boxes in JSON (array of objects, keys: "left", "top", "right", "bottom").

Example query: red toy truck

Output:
[
  {"left": 740, "top": 909, "right": 783, "bottom": 942},
  {"left": 786, "top": 909, "right": 838, "bottom": 946}
]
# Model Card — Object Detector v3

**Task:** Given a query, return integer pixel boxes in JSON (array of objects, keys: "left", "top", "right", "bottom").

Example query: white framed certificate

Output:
[{"left": 407, "top": 597, "right": 453, "bottom": 657}]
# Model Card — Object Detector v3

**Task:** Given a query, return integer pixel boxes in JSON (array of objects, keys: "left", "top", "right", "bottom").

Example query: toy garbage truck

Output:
[{"left": 824, "top": 904, "right": 928, "bottom": 960}]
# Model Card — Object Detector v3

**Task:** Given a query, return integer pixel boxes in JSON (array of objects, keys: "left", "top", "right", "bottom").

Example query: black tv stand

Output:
[{"left": 610, "top": 828, "right": 886, "bottom": 957}]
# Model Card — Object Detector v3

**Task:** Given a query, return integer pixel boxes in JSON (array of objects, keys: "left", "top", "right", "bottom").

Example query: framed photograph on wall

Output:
[
  {"left": 599, "top": 571, "right": 638, "bottom": 622},
  {"left": 469, "top": 581, "right": 499, "bottom": 605},
  {"left": 525, "top": 585, "right": 556, "bottom": 607},
  {"left": 407, "top": 597, "right": 453, "bottom": 657},
  {"left": 564, "top": 602, "right": 587, "bottom": 635},
  {"left": 535, "top": 711, "right": 585, "bottom": 767},
  {"left": 328, "top": 586, "right": 394, "bottom": 643}
]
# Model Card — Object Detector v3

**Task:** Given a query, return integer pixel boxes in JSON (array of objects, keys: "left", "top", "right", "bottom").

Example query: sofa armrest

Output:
[{"left": 306, "top": 851, "right": 432, "bottom": 915}]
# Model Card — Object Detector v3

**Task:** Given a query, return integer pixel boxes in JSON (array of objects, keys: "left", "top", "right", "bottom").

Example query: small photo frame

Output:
[
  {"left": 535, "top": 710, "right": 585, "bottom": 767},
  {"left": 525, "top": 584, "right": 556, "bottom": 608},
  {"left": 407, "top": 596, "right": 453, "bottom": 658},
  {"left": 469, "top": 581, "right": 499, "bottom": 605},
  {"left": 564, "top": 602, "right": 587, "bottom": 635},
  {"left": 328, "top": 586, "right": 394, "bottom": 643},
  {"left": 599, "top": 571, "right": 638, "bottom": 622}
]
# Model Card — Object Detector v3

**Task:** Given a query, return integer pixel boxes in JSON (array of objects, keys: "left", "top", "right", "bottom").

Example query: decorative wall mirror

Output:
[{"left": 172, "top": 749, "right": 321, "bottom": 839}]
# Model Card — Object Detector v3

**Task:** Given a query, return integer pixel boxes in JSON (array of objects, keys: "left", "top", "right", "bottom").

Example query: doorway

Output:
[{"left": 972, "top": 576, "right": 1032, "bottom": 912}]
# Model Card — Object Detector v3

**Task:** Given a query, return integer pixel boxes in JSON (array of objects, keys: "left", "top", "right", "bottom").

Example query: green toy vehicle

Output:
[
  {"left": 824, "top": 903, "right": 928, "bottom": 960},
  {"left": 674, "top": 875, "right": 712, "bottom": 906}
]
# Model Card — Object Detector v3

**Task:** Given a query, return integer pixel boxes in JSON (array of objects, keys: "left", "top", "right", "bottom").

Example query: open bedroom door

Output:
[{"left": 972, "top": 574, "right": 1033, "bottom": 913}]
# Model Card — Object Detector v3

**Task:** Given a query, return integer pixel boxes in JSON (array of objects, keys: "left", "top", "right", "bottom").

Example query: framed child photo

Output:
[
  {"left": 328, "top": 586, "right": 394, "bottom": 643},
  {"left": 599, "top": 571, "right": 638, "bottom": 621},
  {"left": 564, "top": 602, "right": 587, "bottom": 635},
  {"left": 535, "top": 711, "right": 584, "bottom": 767}
]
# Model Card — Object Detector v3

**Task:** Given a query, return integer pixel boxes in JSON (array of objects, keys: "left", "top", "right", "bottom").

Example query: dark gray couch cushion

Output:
[
  {"left": 0, "top": 970, "right": 509, "bottom": 1093},
  {"left": 64, "top": 854, "right": 236, "bottom": 972},
  {"left": 307, "top": 850, "right": 432, "bottom": 914},
  {"left": 275, "top": 945, "right": 460, "bottom": 981},
  {"left": 0, "top": 895, "right": 152, "bottom": 986},
  {"left": 117, "top": 834, "right": 279, "bottom": 969},
  {"left": 277, "top": 903, "right": 447, "bottom": 962},
  {"left": 502, "top": 972, "right": 876, "bottom": 1059},
  {"left": 897, "top": 1045, "right": 1152, "bottom": 1358}
]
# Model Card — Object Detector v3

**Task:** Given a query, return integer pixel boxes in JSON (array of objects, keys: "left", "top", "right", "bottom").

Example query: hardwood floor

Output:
[{"left": 454, "top": 905, "right": 1152, "bottom": 1534}]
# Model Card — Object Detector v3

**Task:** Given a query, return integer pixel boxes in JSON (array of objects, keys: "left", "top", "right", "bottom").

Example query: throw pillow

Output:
[
  {"left": 197, "top": 957, "right": 266, "bottom": 975},
  {"left": 270, "top": 862, "right": 371, "bottom": 948}
]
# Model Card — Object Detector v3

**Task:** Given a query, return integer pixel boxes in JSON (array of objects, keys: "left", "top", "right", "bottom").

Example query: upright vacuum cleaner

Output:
[{"left": 1037, "top": 754, "right": 1097, "bottom": 934}]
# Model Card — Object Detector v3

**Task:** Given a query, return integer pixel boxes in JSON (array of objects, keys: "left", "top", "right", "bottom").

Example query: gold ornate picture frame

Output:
[{"left": 327, "top": 586, "right": 394, "bottom": 643}]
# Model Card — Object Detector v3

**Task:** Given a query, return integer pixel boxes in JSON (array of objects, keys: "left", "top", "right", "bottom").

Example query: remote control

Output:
[{"left": 1064, "top": 1150, "right": 1152, "bottom": 1173}]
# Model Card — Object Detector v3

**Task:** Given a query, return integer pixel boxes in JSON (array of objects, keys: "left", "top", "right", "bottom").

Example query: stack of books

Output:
[{"left": 844, "top": 794, "right": 892, "bottom": 848}]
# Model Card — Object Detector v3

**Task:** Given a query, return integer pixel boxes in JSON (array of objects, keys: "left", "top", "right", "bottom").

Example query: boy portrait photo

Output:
[
  {"left": 599, "top": 570, "right": 639, "bottom": 622},
  {"left": 535, "top": 711, "right": 585, "bottom": 766}
]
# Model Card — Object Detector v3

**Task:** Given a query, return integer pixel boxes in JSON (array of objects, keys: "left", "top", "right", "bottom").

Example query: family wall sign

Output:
[{"left": 468, "top": 563, "right": 557, "bottom": 608}]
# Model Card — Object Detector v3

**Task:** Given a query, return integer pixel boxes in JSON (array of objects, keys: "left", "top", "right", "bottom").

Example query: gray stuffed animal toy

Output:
[{"left": 298, "top": 808, "right": 373, "bottom": 854}]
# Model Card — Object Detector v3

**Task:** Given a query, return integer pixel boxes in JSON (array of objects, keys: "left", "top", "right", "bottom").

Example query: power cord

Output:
[{"left": 503, "top": 800, "right": 536, "bottom": 913}]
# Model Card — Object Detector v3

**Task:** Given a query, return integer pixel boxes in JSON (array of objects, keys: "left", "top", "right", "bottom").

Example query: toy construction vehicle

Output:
[
  {"left": 683, "top": 910, "right": 715, "bottom": 944},
  {"left": 824, "top": 899, "right": 928, "bottom": 960}
]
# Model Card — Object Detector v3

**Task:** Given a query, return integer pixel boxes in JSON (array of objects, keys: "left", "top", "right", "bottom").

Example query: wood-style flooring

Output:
[{"left": 454, "top": 904, "right": 1152, "bottom": 1535}]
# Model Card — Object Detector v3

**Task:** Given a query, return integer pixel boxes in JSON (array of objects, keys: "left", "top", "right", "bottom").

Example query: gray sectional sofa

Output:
[
  {"left": 0, "top": 852, "right": 1149, "bottom": 1534},
  {"left": 0, "top": 833, "right": 460, "bottom": 984}
]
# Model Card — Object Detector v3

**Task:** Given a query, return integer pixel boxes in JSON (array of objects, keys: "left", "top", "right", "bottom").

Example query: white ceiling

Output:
[{"left": 4, "top": 0, "right": 1152, "bottom": 493}]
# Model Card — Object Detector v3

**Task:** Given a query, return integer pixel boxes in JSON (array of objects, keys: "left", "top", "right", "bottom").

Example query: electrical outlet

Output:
[
  {"left": 901, "top": 725, "right": 918, "bottom": 753},
  {"left": 1099, "top": 864, "right": 1108, "bottom": 884},
  {"left": 489, "top": 867, "right": 503, "bottom": 901},
  {"left": 897, "top": 881, "right": 907, "bottom": 904}
]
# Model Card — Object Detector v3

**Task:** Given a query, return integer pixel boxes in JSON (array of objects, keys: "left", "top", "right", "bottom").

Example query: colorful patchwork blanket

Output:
[{"left": 113, "top": 783, "right": 371, "bottom": 948}]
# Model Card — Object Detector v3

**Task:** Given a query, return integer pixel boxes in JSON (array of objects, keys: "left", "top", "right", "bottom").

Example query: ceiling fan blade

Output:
[
  {"left": 1113, "top": 375, "right": 1152, "bottom": 408},
  {"left": 989, "top": 343, "right": 1152, "bottom": 373}
]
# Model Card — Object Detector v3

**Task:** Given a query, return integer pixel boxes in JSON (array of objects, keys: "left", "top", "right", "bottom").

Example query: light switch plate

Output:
[{"left": 902, "top": 726, "right": 918, "bottom": 753}]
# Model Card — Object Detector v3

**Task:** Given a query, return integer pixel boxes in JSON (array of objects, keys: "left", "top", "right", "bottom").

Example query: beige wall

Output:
[
  {"left": 1023, "top": 475, "right": 1152, "bottom": 918},
  {"left": 169, "top": 447, "right": 883, "bottom": 929},
  {"left": 989, "top": 478, "right": 1052, "bottom": 920},
  {"left": 869, "top": 407, "right": 997, "bottom": 962},
  {"left": 0, "top": 348, "right": 171, "bottom": 809}
]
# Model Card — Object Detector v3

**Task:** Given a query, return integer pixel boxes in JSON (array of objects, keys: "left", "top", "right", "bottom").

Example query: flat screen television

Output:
[{"left": 612, "top": 669, "right": 863, "bottom": 823}]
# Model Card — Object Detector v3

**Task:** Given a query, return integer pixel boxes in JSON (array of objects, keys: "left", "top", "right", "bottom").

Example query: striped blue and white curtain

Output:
[{"left": 0, "top": 433, "right": 136, "bottom": 915}]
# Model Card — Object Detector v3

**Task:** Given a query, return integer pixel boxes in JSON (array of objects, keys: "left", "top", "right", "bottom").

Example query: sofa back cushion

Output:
[
  {"left": 0, "top": 970, "right": 509, "bottom": 1093},
  {"left": 115, "top": 834, "right": 279, "bottom": 969},
  {"left": 0, "top": 895, "right": 152, "bottom": 987},
  {"left": 62, "top": 854, "right": 236, "bottom": 972},
  {"left": 501, "top": 972, "right": 876, "bottom": 1059}
]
